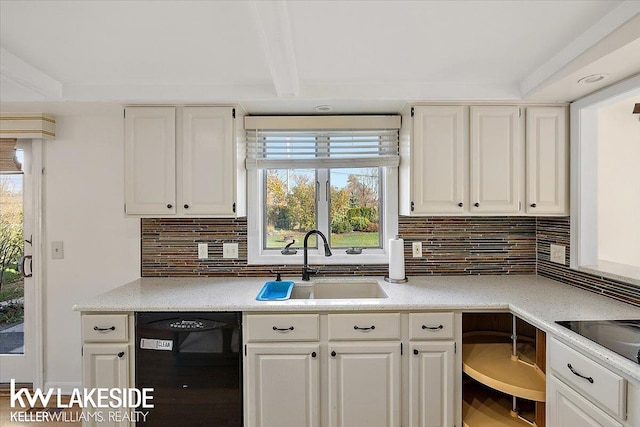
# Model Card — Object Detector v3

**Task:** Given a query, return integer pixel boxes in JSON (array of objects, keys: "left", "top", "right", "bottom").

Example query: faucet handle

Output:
[
  {"left": 281, "top": 240, "right": 298, "bottom": 255},
  {"left": 269, "top": 270, "right": 283, "bottom": 281}
]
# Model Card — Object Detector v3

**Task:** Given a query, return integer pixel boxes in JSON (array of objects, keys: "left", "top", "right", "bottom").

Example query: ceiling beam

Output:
[
  {"left": 250, "top": 1, "right": 300, "bottom": 98},
  {"left": 521, "top": 1, "right": 640, "bottom": 98},
  {"left": 0, "top": 47, "right": 62, "bottom": 100}
]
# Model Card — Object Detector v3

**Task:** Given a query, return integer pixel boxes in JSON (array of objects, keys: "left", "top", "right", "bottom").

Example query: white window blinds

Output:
[
  {"left": 245, "top": 116, "right": 401, "bottom": 170},
  {"left": 0, "top": 139, "right": 22, "bottom": 173}
]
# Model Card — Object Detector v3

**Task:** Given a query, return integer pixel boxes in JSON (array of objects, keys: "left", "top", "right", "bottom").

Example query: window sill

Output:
[
  {"left": 247, "top": 249, "right": 389, "bottom": 266},
  {"left": 578, "top": 260, "right": 640, "bottom": 286}
]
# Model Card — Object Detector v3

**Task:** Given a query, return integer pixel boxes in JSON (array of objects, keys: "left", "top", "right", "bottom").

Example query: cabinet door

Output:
[
  {"left": 548, "top": 375, "right": 622, "bottom": 427},
  {"left": 181, "top": 107, "right": 235, "bottom": 215},
  {"left": 328, "top": 342, "right": 401, "bottom": 427},
  {"left": 124, "top": 106, "right": 176, "bottom": 215},
  {"left": 408, "top": 341, "right": 455, "bottom": 427},
  {"left": 526, "top": 107, "right": 568, "bottom": 214},
  {"left": 412, "top": 106, "right": 466, "bottom": 214},
  {"left": 82, "top": 344, "right": 130, "bottom": 427},
  {"left": 246, "top": 343, "right": 320, "bottom": 427},
  {"left": 470, "top": 106, "right": 521, "bottom": 213}
]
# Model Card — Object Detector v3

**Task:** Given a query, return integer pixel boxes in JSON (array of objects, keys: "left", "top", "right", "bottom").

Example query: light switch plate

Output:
[
  {"left": 412, "top": 241, "right": 422, "bottom": 258},
  {"left": 223, "top": 243, "right": 239, "bottom": 259},
  {"left": 198, "top": 243, "right": 208, "bottom": 260},
  {"left": 51, "top": 241, "right": 64, "bottom": 259},
  {"left": 550, "top": 244, "right": 566, "bottom": 265}
]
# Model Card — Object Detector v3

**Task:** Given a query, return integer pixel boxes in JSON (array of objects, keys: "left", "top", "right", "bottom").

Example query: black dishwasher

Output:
[{"left": 135, "top": 312, "right": 242, "bottom": 427}]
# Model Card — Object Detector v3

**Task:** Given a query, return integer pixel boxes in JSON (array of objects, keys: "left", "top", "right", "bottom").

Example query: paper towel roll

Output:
[{"left": 388, "top": 237, "right": 405, "bottom": 280}]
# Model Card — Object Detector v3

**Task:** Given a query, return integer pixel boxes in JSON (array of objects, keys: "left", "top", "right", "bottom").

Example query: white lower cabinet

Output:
[
  {"left": 548, "top": 375, "right": 622, "bottom": 427},
  {"left": 547, "top": 337, "right": 633, "bottom": 427},
  {"left": 328, "top": 342, "right": 401, "bottom": 427},
  {"left": 245, "top": 343, "right": 320, "bottom": 427},
  {"left": 82, "top": 343, "right": 130, "bottom": 427},
  {"left": 81, "top": 313, "right": 133, "bottom": 427},
  {"left": 244, "top": 311, "right": 458, "bottom": 427},
  {"left": 408, "top": 342, "right": 455, "bottom": 427}
]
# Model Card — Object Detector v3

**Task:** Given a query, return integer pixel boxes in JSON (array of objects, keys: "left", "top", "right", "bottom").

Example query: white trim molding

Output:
[{"left": 0, "top": 113, "right": 56, "bottom": 139}]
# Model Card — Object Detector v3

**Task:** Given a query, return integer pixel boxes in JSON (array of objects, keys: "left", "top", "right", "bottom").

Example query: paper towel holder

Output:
[{"left": 384, "top": 276, "right": 408, "bottom": 283}]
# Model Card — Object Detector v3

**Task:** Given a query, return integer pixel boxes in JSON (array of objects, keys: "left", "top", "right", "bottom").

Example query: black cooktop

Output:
[{"left": 556, "top": 320, "right": 640, "bottom": 364}]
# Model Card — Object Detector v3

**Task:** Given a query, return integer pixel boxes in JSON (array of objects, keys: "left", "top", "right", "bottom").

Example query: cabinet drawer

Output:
[
  {"left": 328, "top": 313, "right": 400, "bottom": 340},
  {"left": 549, "top": 337, "right": 626, "bottom": 419},
  {"left": 245, "top": 314, "right": 319, "bottom": 342},
  {"left": 409, "top": 312, "right": 455, "bottom": 340},
  {"left": 82, "top": 314, "right": 129, "bottom": 342}
]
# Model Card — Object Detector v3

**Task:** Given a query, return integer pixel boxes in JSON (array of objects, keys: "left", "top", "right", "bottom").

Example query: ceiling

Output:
[{"left": 1, "top": 0, "right": 639, "bottom": 114}]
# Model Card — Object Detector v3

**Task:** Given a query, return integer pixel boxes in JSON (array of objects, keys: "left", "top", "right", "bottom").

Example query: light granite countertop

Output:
[{"left": 73, "top": 274, "right": 640, "bottom": 383}]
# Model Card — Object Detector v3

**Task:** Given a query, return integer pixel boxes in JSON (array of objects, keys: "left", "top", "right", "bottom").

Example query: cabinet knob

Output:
[
  {"left": 474, "top": 202, "right": 480, "bottom": 207},
  {"left": 184, "top": 204, "right": 190, "bottom": 209},
  {"left": 530, "top": 203, "right": 537, "bottom": 208},
  {"left": 413, "top": 349, "right": 419, "bottom": 355},
  {"left": 167, "top": 204, "right": 173, "bottom": 209},
  {"left": 311, "top": 352, "right": 317, "bottom": 358},
  {"left": 458, "top": 202, "right": 463, "bottom": 208},
  {"left": 331, "top": 351, "right": 336, "bottom": 357},
  {"left": 117, "top": 352, "right": 125, "bottom": 358}
]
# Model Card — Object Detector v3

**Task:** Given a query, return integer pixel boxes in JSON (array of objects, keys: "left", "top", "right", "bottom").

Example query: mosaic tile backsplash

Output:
[
  {"left": 141, "top": 216, "right": 536, "bottom": 277},
  {"left": 536, "top": 217, "right": 640, "bottom": 307},
  {"left": 141, "top": 216, "right": 639, "bottom": 306}
]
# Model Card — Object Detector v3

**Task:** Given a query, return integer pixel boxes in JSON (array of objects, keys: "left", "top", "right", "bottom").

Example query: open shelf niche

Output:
[{"left": 462, "top": 313, "right": 546, "bottom": 427}]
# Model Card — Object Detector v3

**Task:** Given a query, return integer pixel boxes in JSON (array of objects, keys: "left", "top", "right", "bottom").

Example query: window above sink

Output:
[{"left": 245, "top": 116, "right": 400, "bottom": 265}]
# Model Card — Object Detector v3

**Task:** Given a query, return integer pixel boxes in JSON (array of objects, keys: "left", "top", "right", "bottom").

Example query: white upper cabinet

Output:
[
  {"left": 526, "top": 107, "right": 568, "bottom": 214},
  {"left": 401, "top": 104, "right": 567, "bottom": 216},
  {"left": 124, "top": 105, "right": 244, "bottom": 217},
  {"left": 470, "top": 106, "right": 522, "bottom": 214},
  {"left": 180, "top": 107, "right": 235, "bottom": 215},
  {"left": 410, "top": 106, "right": 466, "bottom": 214},
  {"left": 124, "top": 106, "right": 176, "bottom": 215}
]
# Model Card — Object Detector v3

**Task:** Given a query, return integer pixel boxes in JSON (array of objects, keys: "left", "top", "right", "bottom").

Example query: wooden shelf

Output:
[
  {"left": 463, "top": 340, "right": 546, "bottom": 402},
  {"left": 463, "top": 383, "right": 536, "bottom": 427}
]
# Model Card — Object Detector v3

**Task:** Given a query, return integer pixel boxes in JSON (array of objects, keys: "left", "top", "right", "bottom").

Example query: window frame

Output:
[
  {"left": 248, "top": 165, "right": 398, "bottom": 265},
  {"left": 570, "top": 74, "right": 640, "bottom": 285}
]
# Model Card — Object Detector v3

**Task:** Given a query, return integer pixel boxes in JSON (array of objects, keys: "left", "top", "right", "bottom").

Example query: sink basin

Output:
[{"left": 290, "top": 280, "right": 387, "bottom": 299}]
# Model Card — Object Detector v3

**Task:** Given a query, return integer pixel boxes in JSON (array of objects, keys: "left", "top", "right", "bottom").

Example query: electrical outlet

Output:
[
  {"left": 223, "top": 243, "right": 239, "bottom": 259},
  {"left": 198, "top": 243, "right": 208, "bottom": 260},
  {"left": 412, "top": 241, "right": 422, "bottom": 258},
  {"left": 51, "top": 241, "right": 64, "bottom": 259},
  {"left": 550, "top": 244, "right": 566, "bottom": 265}
]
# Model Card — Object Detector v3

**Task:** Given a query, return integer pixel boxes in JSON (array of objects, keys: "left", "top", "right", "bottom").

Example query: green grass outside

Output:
[
  {"left": 266, "top": 230, "right": 379, "bottom": 249},
  {"left": 0, "top": 278, "right": 24, "bottom": 324},
  {"left": 0, "top": 278, "right": 23, "bottom": 303}
]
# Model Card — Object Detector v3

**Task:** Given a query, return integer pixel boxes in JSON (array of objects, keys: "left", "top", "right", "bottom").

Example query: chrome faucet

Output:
[{"left": 302, "top": 230, "right": 332, "bottom": 281}]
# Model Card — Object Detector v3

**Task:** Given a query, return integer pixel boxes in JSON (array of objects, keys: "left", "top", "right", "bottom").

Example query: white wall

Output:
[
  {"left": 597, "top": 96, "right": 640, "bottom": 267},
  {"left": 43, "top": 107, "right": 140, "bottom": 389}
]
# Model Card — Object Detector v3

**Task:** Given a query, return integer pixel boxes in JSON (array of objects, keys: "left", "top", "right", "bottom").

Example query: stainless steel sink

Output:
[{"left": 290, "top": 279, "right": 387, "bottom": 299}]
